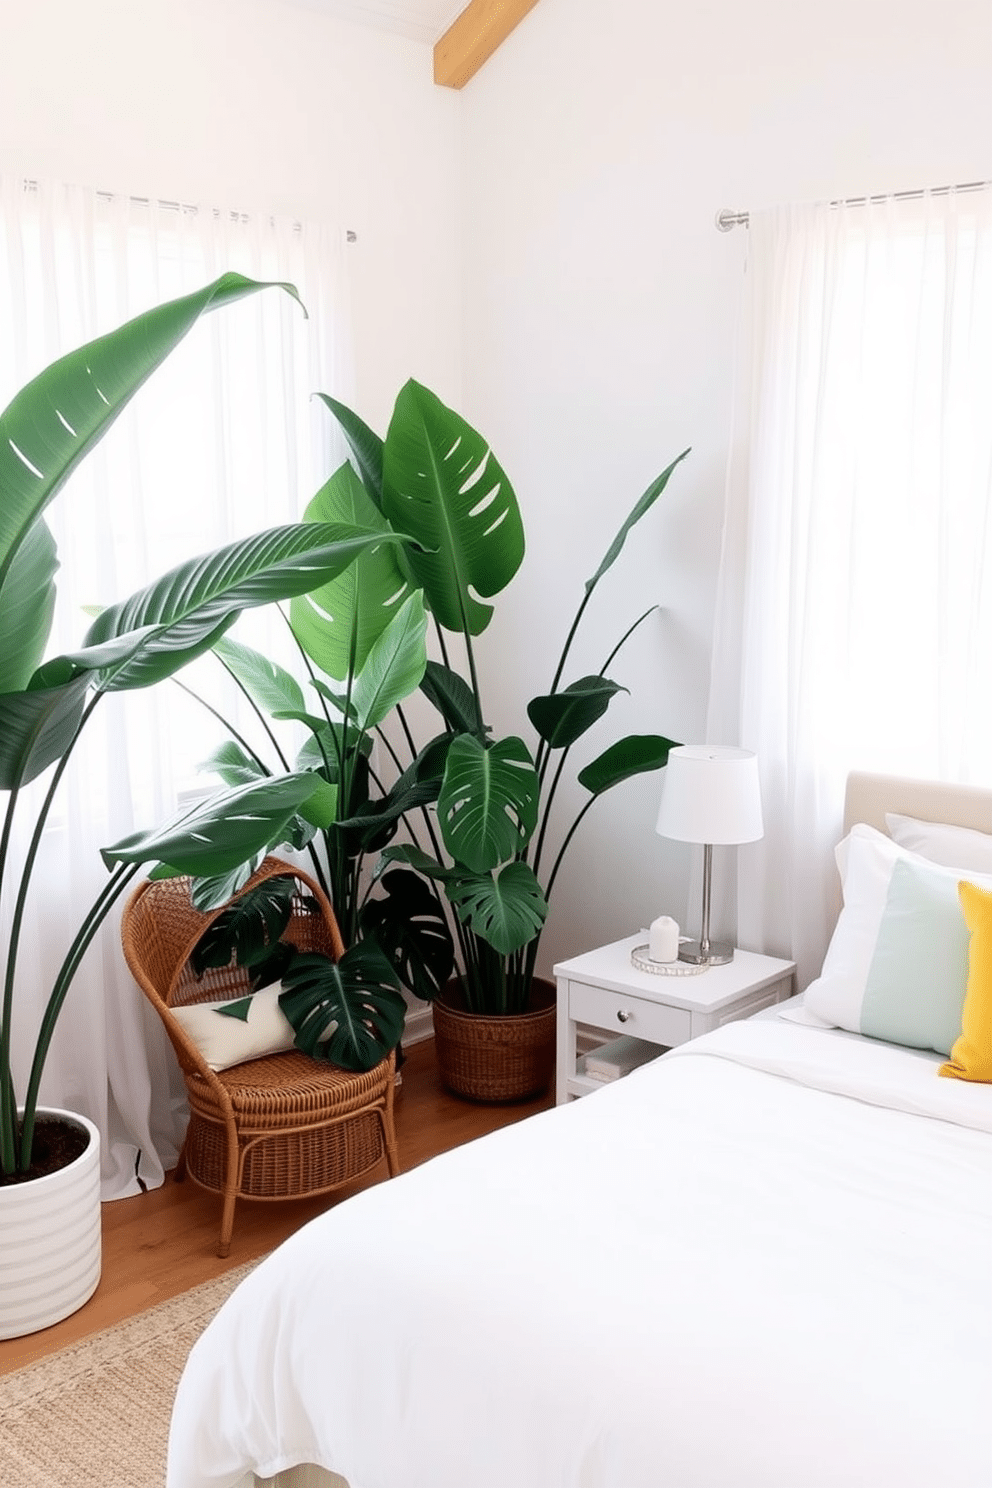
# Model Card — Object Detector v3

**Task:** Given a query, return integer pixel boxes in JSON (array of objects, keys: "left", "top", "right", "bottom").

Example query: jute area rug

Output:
[{"left": 0, "top": 1262, "right": 257, "bottom": 1488}]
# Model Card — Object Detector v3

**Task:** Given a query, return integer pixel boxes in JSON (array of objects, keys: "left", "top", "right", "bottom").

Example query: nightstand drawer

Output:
[{"left": 568, "top": 981, "right": 692, "bottom": 1047}]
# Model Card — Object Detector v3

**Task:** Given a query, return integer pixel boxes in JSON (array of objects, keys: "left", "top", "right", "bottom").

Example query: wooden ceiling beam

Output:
[{"left": 434, "top": 0, "right": 540, "bottom": 89}]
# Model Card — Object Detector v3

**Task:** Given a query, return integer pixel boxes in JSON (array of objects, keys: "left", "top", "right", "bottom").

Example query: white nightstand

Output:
[{"left": 554, "top": 934, "right": 796, "bottom": 1102}]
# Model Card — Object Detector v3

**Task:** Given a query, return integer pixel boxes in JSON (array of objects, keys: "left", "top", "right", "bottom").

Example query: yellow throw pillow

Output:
[{"left": 939, "top": 880, "right": 992, "bottom": 1082}]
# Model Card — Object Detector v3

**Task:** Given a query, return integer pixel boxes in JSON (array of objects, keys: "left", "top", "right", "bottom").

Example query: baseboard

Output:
[{"left": 402, "top": 1004, "right": 434, "bottom": 1046}]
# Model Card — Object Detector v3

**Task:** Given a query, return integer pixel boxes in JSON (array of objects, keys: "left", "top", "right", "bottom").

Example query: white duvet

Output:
[{"left": 168, "top": 1020, "right": 992, "bottom": 1488}]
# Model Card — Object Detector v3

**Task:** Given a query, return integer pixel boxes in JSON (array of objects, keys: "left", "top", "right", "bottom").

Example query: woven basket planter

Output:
[{"left": 432, "top": 978, "right": 556, "bottom": 1103}]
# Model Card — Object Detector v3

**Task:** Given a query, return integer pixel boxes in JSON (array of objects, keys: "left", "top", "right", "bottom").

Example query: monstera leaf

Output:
[
  {"left": 437, "top": 734, "right": 539, "bottom": 874},
  {"left": 279, "top": 942, "right": 406, "bottom": 1071},
  {"left": 359, "top": 868, "right": 454, "bottom": 1003},
  {"left": 446, "top": 862, "right": 548, "bottom": 957},
  {"left": 191, "top": 875, "right": 299, "bottom": 975},
  {"left": 382, "top": 379, "right": 524, "bottom": 636}
]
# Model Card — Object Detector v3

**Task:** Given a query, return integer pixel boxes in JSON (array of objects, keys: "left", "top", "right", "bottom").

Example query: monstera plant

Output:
[
  {"left": 0, "top": 273, "right": 406, "bottom": 1184},
  {"left": 157, "top": 380, "right": 688, "bottom": 1038}
]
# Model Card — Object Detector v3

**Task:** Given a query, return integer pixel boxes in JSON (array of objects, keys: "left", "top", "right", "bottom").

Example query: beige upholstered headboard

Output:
[{"left": 844, "top": 771, "right": 992, "bottom": 836}]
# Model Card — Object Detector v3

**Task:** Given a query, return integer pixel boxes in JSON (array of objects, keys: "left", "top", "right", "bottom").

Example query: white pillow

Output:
[
  {"left": 885, "top": 812, "right": 992, "bottom": 872},
  {"left": 804, "top": 823, "right": 992, "bottom": 1054},
  {"left": 171, "top": 983, "right": 295, "bottom": 1072}
]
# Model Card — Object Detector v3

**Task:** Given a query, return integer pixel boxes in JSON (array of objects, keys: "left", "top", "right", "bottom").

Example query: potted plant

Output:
[
  {"left": 328, "top": 382, "right": 686, "bottom": 1098},
  {"left": 0, "top": 273, "right": 403, "bottom": 1338},
  {"left": 156, "top": 381, "right": 687, "bottom": 1101}
]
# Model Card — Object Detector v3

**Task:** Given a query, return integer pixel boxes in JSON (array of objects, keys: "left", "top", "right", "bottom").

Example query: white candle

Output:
[{"left": 648, "top": 915, "right": 679, "bottom": 963}]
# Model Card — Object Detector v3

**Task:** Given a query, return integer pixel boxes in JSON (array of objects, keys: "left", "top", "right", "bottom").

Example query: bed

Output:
[{"left": 167, "top": 773, "right": 992, "bottom": 1488}]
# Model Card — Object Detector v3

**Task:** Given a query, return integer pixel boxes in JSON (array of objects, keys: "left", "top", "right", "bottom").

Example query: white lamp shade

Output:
[{"left": 655, "top": 745, "right": 763, "bottom": 846}]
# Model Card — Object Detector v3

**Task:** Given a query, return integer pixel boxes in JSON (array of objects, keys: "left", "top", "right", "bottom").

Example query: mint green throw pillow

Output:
[{"left": 861, "top": 858, "right": 970, "bottom": 1055}]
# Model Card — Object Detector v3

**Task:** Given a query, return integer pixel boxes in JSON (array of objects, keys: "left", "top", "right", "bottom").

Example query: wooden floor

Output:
[{"left": 0, "top": 1038, "right": 554, "bottom": 1377}]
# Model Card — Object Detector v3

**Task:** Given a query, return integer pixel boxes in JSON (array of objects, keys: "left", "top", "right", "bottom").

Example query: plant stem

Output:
[
  {"left": 0, "top": 783, "right": 23, "bottom": 1174},
  {"left": 171, "top": 678, "right": 271, "bottom": 774},
  {"left": 599, "top": 606, "right": 656, "bottom": 677},
  {"left": 278, "top": 610, "right": 349, "bottom": 912},
  {"left": 0, "top": 690, "right": 103, "bottom": 1177},
  {"left": 530, "top": 744, "right": 571, "bottom": 882},
  {"left": 19, "top": 860, "right": 141, "bottom": 1169},
  {"left": 543, "top": 796, "right": 598, "bottom": 908},
  {"left": 372, "top": 722, "right": 406, "bottom": 779},
  {"left": 213, "top": 658, "right": 293, "bottom": 774},
  {"left": 533, "top": 607, "right": 658, "bottom": 881}
]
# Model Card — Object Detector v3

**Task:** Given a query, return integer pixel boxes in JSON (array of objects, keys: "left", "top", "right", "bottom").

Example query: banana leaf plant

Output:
[
  {"left": 126, "top": 532, "right": 455, "bottom": 1005},
  {"left": 0, "top": 273, "right": 408, "bottom": 1179},
  {"left": 116, "top": 378, "right": 690, "bottom": 1022}
]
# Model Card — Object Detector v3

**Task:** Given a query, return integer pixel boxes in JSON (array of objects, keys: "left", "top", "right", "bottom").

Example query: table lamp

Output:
[{"left": 655, "top": 745, "right": 763, "bottom": 965}]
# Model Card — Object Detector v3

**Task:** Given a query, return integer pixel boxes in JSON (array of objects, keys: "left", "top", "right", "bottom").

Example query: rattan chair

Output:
[{"left": 121, "top": 856, "right": 399, "bottom": 1256}]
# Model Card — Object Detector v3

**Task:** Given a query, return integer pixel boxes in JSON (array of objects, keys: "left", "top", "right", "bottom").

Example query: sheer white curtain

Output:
[
  {"left": 708, "top": 188, "right": 992, "bottom": 988},
  {"left": 0, "top": 176, "right": 353, "bottom": 1196}
]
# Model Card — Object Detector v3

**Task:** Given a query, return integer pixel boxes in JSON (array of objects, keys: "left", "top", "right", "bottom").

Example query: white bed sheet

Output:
[{"left": 168, "top": 1019, "right": 992, "bottom": 1488}]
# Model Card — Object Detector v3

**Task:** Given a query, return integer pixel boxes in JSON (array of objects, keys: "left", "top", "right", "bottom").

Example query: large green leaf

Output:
[
  {"left": 0, "top": 674, "right": 91, "bottom": 789},
  {"left": 72, "top": 522, "right": 399, "bottom": 691},
  {"left": 212, "top": 636, "right": 305, "bottom": 717},
  {"left": 295, "top": 723, "right": 369, "bottom": 782},
  {"left": 447, "top": 862, "right": 548, "bottom": 956},
  {"left": 577, "top": 734, "right": 680, "bottom": 796},
  {"left": 420, "top": 660, "right": 486, "bottom": 737},
  {"left": 359, "top": 869, "right": 454, "bottom": 1002},
  {"left": 527, "top": 675, "right": 627, "bottom": 749},
  {"left": 191, "top": 875, "right": 298, "bottom": 974},
  {"left": 348, "top": 590, "right": 428, "bottom": 732},
  {"left": 101, "top": 773, "right": 328, "bottom": 876},
  {"left": 195, "top": 744, "right": 332, "bottom": 862},
  {"left": 382, "top": 379, "right": 524, "bottom": 636},
  {"left": 279, "top": 943, "right": 406, "bottom": 1071},
  {"left": 0, "top": 273, "right": 300, "bottom": 599},
  {"left": 335, "top": 731, "right": 449, "bottom": 845},
  {"left": 584, "top": 449, "right": 690, "bottom": 596},
  {"left": 0, "top": 521, "right": 58, "bottom": 692},
  {"left": 200, "top": 740, "right": 269, "bottom": 788},
  {"left": 314, "top": 393, "right": 384, "bottom": 507},
  {"left": 290, "top": 463, "right": 412, "bottom": 681},
  {"left": 438, "top": 734, "right": 539, "bottom": 873},
  {"left": 30, "top": 623, "right": 162, "bottom": 690},
  {"left": 373, "top": 842, "right": 463, "bottom": 884}
]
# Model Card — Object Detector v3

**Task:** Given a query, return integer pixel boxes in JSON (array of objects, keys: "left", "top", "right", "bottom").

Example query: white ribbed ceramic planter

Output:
[{"left": 0, "top": 1108, "right": 101, "bottom": 1340}]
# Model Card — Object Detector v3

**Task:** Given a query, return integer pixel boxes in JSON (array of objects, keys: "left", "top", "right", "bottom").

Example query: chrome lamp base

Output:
[{"left": 678, "top": 940, "right": 734, "bottom": 967}]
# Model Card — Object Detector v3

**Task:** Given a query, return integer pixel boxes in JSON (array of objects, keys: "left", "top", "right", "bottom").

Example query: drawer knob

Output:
[{"left": 617, "top": 1008, "right": 632, "bottom": 1023}]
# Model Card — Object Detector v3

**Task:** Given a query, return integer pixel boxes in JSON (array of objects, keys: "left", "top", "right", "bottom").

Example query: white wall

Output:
[
  {"left": 459, "top": 0, "right": 992, "bottom": 971},
  {"left": 6, "top": 0, "right": 992, "bottom": 983},
  {"left": 0, "top": 0, "right": 462, "bottom": 432}
]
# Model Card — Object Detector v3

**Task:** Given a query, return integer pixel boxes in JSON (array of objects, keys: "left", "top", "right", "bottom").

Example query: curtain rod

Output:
[
  {"left": 20, "top": 177, "right": 357, "bottom": 241},
  {"left": 715, "top": 177, "right": 992, "bottom": 232}
]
